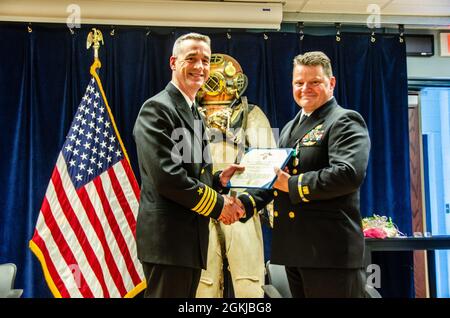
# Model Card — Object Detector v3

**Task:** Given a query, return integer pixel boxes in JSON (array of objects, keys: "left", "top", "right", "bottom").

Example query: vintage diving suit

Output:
[{"left": 195, "top": 53, "right": 276, "bottom": 298}]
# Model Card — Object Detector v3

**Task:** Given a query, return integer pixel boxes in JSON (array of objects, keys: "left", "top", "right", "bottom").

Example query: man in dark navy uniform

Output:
[
  {"left": 237, "top": 51, "right": 371, "bottom": 298},
  {"left": 133, "top": 33, "right": 244, "bottom": 298}
]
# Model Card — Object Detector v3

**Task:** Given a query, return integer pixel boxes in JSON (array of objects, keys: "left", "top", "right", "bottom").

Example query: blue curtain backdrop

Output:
[{"left": 0, "top": 24, "right": 412, "bottom": 297}]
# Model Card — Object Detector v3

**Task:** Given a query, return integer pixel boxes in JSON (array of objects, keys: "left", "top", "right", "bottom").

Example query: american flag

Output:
[{"left": 29, "top": 74, "right": 145, "bottom": 298}]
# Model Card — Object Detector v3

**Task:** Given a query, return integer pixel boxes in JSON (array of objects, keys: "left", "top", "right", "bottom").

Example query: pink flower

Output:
[{"left": 364, "top": 228, "right": 388, "bottom": 239}]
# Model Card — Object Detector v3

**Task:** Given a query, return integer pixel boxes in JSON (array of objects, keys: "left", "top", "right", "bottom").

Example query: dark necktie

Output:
[
  {"left": 299, "top": 114, "right": 308, "bottom": 126},
  {"left": 191, "top": 104, "right": 199, "bottom": 120},
  {"left": 290, "top": 114, "right": 308, "bottom": 139}
]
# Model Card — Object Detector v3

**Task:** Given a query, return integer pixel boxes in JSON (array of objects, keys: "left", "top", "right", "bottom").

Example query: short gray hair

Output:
[
  {"left": 293, "top": 51, "right": 333, "bottom": 78},
  {"left": 172, "top": 33, "right": 211, "bottom": 56}
]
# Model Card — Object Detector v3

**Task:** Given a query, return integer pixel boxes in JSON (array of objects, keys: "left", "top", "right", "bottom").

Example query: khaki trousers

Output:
[{"left": 196, "top": 214, "right": 265, "bottom": 298}]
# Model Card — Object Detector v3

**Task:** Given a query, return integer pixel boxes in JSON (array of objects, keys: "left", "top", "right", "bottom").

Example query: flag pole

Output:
[
  {"left": 86, "top": 30, "right": 145, "bottom": 297},
  {"left": 86, "top": 29, "right": 133, "bottom": 167}
]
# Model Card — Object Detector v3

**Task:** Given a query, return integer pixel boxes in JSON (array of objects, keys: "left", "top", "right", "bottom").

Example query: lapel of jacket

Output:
[
  {"left": 279, "top": 111, "right": 302, "bottom": 147},
  {"left": 284, "top": 97, "right": 338, "bottom": 147},
  {"left": 165, "top": 83, "right": 204, "bottom": 146}
]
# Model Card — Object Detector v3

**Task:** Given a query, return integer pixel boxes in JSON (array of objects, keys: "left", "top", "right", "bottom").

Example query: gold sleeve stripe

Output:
[
  {"left": 200, "top": 188, "right": 215, "bottom": 215},
  {"left": 196, "top": 187, "right": 212, "bottom": 214},
  {"left": 298, "top": 174, "right": 310, "bottom": 202},
  {"left": 198, "top": 188, "right": 216, "bottom": 214},
  {"left": 196, "top": 186, "right": 212, "bottom": 214},
  {"left": 203, "top": 190, "right": 217, "bottom": 216},
  {"left": 192, "top": 186, "right": 211, "bottom": 212},
  {"left": 242, "top": 192, "right": 257, "bottom": 214}
]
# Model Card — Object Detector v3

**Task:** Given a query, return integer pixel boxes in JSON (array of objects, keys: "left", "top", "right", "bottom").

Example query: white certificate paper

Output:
[{"left": 227, "top": 148, "right": 294, "bottom": 189}]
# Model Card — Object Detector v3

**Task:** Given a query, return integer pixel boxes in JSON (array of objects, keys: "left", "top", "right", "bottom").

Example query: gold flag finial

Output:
[{"left": 86, "top": 28, "right": 104, "bottom": 59}]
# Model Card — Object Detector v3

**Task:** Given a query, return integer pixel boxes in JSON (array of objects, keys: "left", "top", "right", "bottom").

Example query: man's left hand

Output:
[
  {"left": 219, "top": 164, "right": 245, "bottom": 187},
  {"left": 273, "top": 167, "right": 290, "bottom": 192}
]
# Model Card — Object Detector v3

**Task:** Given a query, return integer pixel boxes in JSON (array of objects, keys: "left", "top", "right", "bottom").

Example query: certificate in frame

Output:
[{"left": 227, "top": 148, "right": 294, "bottom": 189}]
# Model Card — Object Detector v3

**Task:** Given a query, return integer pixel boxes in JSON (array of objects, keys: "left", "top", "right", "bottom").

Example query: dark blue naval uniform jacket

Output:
[{"left": 133, "top": 83, "right": 226, "bottom": 270}]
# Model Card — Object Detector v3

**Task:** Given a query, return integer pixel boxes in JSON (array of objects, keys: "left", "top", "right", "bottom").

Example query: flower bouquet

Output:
[{"left": 362, "top": 214, "right": 406, "bottom": 239}]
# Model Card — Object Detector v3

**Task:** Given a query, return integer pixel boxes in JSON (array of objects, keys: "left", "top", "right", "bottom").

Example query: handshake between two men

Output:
[{"left": 217, "top": 164, "right": 246, "bottom": 225}]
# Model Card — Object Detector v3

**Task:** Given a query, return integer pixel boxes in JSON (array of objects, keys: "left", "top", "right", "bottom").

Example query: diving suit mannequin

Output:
[{"left": 195, "top": 53, "right": 276, "bottom": 298}]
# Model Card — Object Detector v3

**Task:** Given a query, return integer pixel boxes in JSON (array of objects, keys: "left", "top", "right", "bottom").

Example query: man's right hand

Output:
[{"left": 218, "top": 195, "right": 245, "bottom": 225}]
